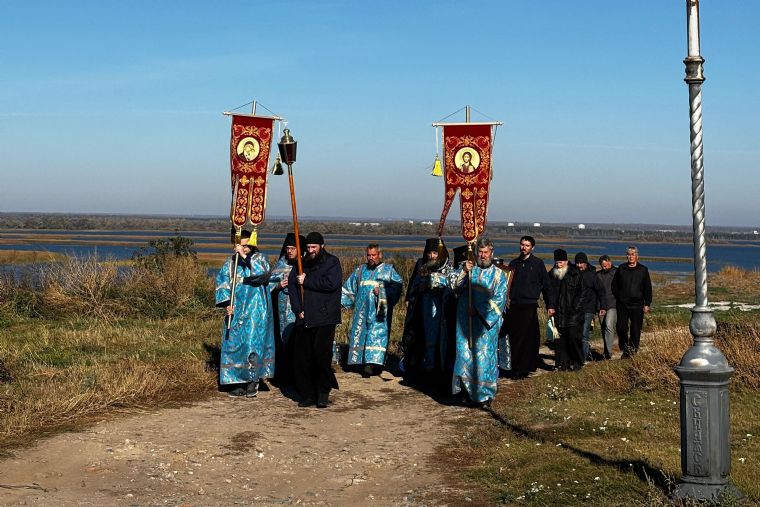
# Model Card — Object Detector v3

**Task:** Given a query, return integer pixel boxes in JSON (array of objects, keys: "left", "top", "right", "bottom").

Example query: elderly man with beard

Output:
[
  {"left": 288, "top": 232, "right": 342, "bottom": 408},
  {"left": 401, "top": 238, "right": 453, "bottom": 380},
  {"left": 268, "top": 233, "right": 305, "bottom": 385},
  {"left": 450, "top": 237, "right": 508, "bottom": 408},
  {"left": 507, "top": 236, "right": 555, "bottom": 379},
  {"left": 341, "top": 244, "right": 403, "bottom": 377},
  {"left": 548, "top": 249, "right": 588, "bottom": 371}
]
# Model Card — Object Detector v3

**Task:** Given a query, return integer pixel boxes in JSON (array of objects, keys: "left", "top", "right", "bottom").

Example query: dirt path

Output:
[{"left": 0, "top": 370, "right": 490, "bottom": 507}]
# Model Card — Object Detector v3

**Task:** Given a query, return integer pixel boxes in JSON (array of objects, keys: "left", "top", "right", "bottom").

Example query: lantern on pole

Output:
[{"left": 276, "top": 128, "right": 304, "bottom": 292}]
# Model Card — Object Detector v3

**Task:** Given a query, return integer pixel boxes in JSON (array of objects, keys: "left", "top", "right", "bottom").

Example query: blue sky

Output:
[{"left": 1, "top": 1, "right": 757, "bottom": 227}]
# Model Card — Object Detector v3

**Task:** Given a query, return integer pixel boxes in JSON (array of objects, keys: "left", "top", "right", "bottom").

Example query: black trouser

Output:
[
  {"left": 616, "top": 305, "right": 645, "bottom": 356},
  {"left": 293, "top": 324, "right": 339, "bottom": 400},
  {"left": 273, "top": 329, "right": 295, "bottom": 385},
  {"left": 508, "top": 303, "right": 540, "bottom": 375},
  {"left": 556, "top": 324, "right": 584, "bottom": 371}
]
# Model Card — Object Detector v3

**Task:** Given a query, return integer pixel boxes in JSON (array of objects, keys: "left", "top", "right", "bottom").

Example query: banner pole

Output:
[
  {"left": 466, "top": 105, "right": 473, "bottom": 348},
  {"left": 287, "top": 163, "right": 305, "bottom": 301},
  {"left": 226, "top": 252, "right": 240, "bottom": 331}
]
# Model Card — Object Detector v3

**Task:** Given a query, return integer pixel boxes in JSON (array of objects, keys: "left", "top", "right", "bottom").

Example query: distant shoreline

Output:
[
  {"left": 1, "top": 211, "right": 757, "bottom": 232},
  {"left": 1, "top": 213, "right": 758, "bottom": 243}
]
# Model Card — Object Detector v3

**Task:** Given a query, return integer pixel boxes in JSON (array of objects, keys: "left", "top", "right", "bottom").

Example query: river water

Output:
[{"left": 1, "top": 230, "right": 758, "bottom": 274}]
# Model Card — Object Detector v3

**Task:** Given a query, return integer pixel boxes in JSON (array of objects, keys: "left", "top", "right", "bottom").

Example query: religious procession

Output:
[{"left": 213, "top": 105, "right": 653, "bottom": 410}]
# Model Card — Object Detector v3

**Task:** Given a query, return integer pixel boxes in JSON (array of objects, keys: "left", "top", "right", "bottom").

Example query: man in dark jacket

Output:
[
  {"left": 507, "top": 236, "right": 555, "bottom": 378},
  {"left": 288, "top": 232, "right": 343, "bottom": 408},
  {"left": 549, "top": 249, "right": 588, "bottom": 371},
  {"left": 611, "top": 245, "right": 652, "bottom": 357},
  {"left": 574, "top": 252, "right": 606, "bottom": 362}
]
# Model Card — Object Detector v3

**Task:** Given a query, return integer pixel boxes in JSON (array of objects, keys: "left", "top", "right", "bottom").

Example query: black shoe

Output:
[
  {"left": 316, "top": 393, "right": 329, "bottom": 408},
  {"left": 228, "top": 386, "right": 246, "bottom": 397},
  {"left": 245, "top": 382, "right": 258, "bottom": 398},
  {"left": 479, "top": 399, "right": 492, "bottom": 409},
  {"left": 298, "top": 398, "right": 315, "bottom": 408},
  {"left": 361, "top": 365, "right": 373, "bottom": 378}
]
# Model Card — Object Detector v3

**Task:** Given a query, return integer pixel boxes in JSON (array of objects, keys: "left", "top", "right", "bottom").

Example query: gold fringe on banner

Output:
[{"left": 431, "top": 154, "right": 442, "bottom": 177}]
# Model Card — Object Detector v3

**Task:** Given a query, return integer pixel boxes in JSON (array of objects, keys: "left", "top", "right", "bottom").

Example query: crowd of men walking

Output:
[{"left": 214, "top": 232, "right": 652, "bottom": 409}]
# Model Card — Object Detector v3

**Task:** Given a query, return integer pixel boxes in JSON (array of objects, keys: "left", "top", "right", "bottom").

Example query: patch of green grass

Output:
[{"left": 456, "top": 367, "right": 760, "bottom": 506}]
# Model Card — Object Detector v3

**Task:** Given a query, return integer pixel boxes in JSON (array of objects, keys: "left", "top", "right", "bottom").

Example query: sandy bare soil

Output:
[{"left": 0, "top": 369, "right": 492, "bottom": 507}]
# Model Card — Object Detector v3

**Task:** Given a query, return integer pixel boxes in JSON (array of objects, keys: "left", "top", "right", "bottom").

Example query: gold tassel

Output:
[
  {"left": 271, "top": 154, "right": 284, "bottom": 175},
  {"left": 437, "top": 237, "right": 448, "bottom": 264},
  {"left": 250, "top": 227, "right": 258, "bottom": 247},
  {"left": 431, "top": 154, "right": 442, "bottom": 177}
]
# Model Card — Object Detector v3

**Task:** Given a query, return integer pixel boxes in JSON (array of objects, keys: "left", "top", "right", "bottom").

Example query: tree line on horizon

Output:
[{"left": 0, "top": 213, "right": 755, "bottom": 243}]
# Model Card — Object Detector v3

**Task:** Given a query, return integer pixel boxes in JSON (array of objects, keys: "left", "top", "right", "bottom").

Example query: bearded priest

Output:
[{"left": 449, "top": 237, "right": 508, "bottom": 408}]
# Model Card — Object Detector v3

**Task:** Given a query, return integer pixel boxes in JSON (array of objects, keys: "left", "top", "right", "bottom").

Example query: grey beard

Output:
[
  {"left": 476, "top": 258, "right": 493, "bottom": 269},
  {"left": 553, "top": 266, "right": 568, "bottom": 280}
]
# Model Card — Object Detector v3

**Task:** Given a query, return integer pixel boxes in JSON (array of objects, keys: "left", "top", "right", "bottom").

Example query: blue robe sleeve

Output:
[
  {"left": 215, "top": 258, "right": 233, "bottom": 307},
  {"left": 485, "top": 270, "right": 508, "bottom": 329},
  {"left": 268, "top": 257, "right": 291, "bottom": 295},
  {"left": 341, "top": 267, "right": 359, "bottom": 309},
  {"left": 384, "top": 266, "right": 403, "bottom": 307}
]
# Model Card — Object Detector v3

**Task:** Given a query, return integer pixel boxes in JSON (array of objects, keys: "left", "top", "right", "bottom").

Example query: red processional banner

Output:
[
  {"left": 437, "top": 124, "right": 493, "bottom": 242},
  {"left": 229, "top": 114, "right": 274, "bottom": 227}
]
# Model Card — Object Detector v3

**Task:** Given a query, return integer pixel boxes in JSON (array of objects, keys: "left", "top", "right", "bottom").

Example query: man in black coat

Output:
[
  {"left": 611, "top": 245, "right": 652, "bottom": 357},
  {"left": 400, "top": 238, "right": 452, "bottom": 380},
  {"left": 507, "top": 235, "right": 555, "bottom": 378},
  {"left": 548, "top": 249, "right": 588, "bottom": 371},
  {"left": 288, "top": 232, "right": 343, "bottom": 408}
]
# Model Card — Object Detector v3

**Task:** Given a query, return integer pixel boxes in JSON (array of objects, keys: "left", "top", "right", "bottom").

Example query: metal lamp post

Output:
[
  {"left": 672, "top": 1, "right": 742, "bottom": 501},
  {"left": 277, "top": 128, "right": 305, "bottom": 285}
]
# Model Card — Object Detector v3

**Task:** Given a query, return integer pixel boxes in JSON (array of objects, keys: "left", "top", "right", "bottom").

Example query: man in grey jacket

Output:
[
  {"left": 574, "top": 252, "right": 605, "bottom": 362},
  {"left": 596, "top": 255, "right": 617, "bottom": 359}
]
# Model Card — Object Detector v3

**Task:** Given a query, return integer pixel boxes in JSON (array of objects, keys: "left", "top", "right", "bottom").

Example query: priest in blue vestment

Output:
[
  {"left": 215, "top": 230, "right": 275, "bottom": 397},
  {"left": 449, "top": 237, "right": 508, "bottom": 407},
  {"left": 341, "top": 243, "right": 403, "bottom": 377},
  {"left": 268, "top": 233, "right": 305, "bottom": 384}
]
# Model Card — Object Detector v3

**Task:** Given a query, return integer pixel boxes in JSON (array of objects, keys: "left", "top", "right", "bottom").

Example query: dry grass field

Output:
[{"left": 1, "top": 251, "right": 758, "bottom": 504}]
